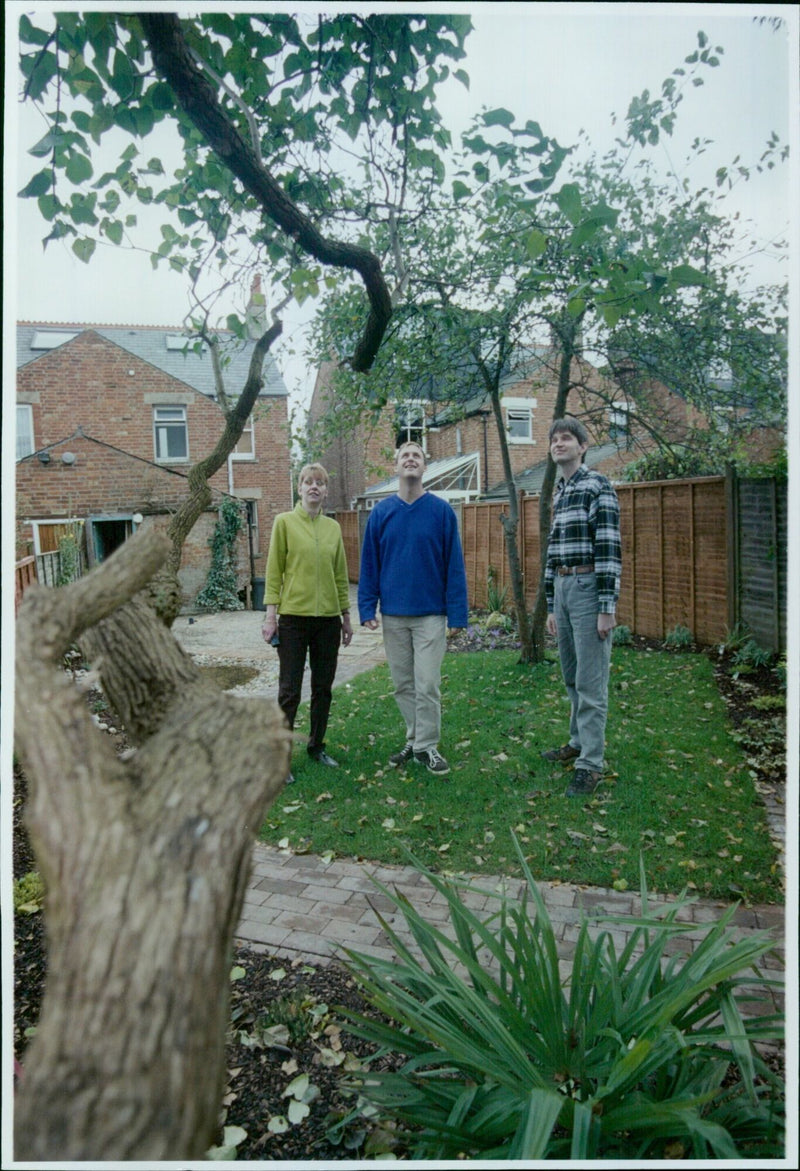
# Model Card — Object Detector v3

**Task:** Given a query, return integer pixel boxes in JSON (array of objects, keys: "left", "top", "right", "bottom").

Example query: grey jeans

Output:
[
  {"left": 381, "top": 613, "right": 447, "bottom": 752},
  {"left": 553, "top": 573, "right": 613, "bottom": 773}
]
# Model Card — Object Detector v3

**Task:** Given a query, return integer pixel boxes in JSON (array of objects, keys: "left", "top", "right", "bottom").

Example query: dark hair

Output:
[{"left": 549, "top": 417, "right": 590, "bottom": 446}]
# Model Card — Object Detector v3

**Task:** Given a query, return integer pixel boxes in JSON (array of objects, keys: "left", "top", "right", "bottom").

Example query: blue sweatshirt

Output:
[{"left": 358, "top": 492, "right": 468, "bottom": 627}]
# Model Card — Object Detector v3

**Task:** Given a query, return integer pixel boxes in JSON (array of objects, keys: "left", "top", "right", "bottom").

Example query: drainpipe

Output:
[{"left": 481, "top": 410, "right": 490, "bottom": 493}]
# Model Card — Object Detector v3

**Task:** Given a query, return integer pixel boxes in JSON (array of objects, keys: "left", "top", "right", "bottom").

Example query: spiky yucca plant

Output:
[{"left": 337, "top": 842, "right": 784, "bottom": 1161}]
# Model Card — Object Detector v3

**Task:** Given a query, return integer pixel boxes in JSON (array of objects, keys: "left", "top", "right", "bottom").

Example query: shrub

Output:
[
  {"left": 14, "top": 872, "right": 45, "bottom": 914},
  {"left": 732, "top": 639, "right": 774, "bottom": 672},
  {"left": 486, "top": 565, "right": 508, "bottom": 614},
  {"left": 338, "top": 844, "right": 784, "bottom": 1161},
  {"left": 719, "top": 621, "right": 752, "bottom": 654},
  {"left": 664, "top": 624, "right": 693, "bottom": 649},
  {"left": 613, "top": 624, "right": 632, "bottom": 645},
  {"left": 195, "top": 498, "right": 245, "bottom": 611}
]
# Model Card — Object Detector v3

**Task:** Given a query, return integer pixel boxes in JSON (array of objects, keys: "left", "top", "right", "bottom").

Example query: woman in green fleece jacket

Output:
[{"left": 262, "top": 463, "right": 352, "bottom": 777}]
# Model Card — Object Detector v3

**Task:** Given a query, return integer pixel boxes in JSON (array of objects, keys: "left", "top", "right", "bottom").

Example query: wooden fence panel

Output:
[
  {"left": 734, "top": 476, "right": 787, "bottom": 652},
  {"left": 689, "top": 478, "right": 729, "bottom": 645},
  {"left": 332, "top": 474, "right": 784, "bottom": 650},
  {"left": 335, "top": 510, "right": 361, "bottom": 583},
  {"left": 15, "top": 556, "right": 38, "bottom": 614}
]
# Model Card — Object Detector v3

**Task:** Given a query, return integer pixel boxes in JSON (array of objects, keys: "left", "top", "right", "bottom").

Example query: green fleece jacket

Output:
[{"left": 265, "top": 503, "right": 350, "bottom": 616}]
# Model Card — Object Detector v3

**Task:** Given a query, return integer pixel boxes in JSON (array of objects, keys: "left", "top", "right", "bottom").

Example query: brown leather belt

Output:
[{"left": 556, "top": 564, "right": 594, "bottom": 576}]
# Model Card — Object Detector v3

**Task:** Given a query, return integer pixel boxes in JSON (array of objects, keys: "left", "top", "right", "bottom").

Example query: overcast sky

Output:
[{"left": 6, "top": 1, "right": 797, "bottom": 414}]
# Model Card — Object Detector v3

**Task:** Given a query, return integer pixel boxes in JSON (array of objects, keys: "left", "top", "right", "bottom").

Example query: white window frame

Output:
[
  {"left": 231, "top": 416, "right": 255, "bottom": 460},
  {"left": 153, "top": 405, "right": 189, "bottom": 463},
  {"left": 607, "top": 403, "right": 631, "bottom": 439},
  {"left": 395, "top": 400, "right": 428, "bottom": 451},
  {"left": 502, "top": 396, "right": 535, "bottom": 444},
  {"left": 16, "top": 404, "right": 34, "bottom": 460}
]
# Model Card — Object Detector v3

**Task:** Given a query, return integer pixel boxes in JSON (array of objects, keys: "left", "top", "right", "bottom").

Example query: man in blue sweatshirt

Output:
[{"left": 358, "top": 441, "right": 468, "bottom": 775}]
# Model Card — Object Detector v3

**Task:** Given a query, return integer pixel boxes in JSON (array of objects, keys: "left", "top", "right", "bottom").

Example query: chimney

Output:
[{"left": 245, "top": 274, "right": 267, "bottom": 340}]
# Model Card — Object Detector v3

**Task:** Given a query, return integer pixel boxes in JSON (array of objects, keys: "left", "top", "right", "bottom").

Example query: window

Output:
[
  {"left": 395, "top": 401, "right": 426, "bottom": 449},
  {"left": 17, "top": 404, "right": 34, "bottom": 459},
  {"left": 607, "top": 404, "right": 631, "bottom": 440},
  {"left": 502, "top": 396, "right": 535, "bottom": 444},
  {"left": 231, "top": 416, "right": 255, "bottom": 460},
  {"left": 153, "top": 406, "right": 188, "bottom": 461},
  {"left": 30, "top": 330, "right": 78, "bottom": 350},
  {"left": 506, "top": 408, "right": 532, "bottom": 441}
]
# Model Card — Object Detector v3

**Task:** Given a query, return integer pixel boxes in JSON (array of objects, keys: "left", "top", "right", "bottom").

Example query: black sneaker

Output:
[
  {"left": 565, "top": 768, "right": 602, "bottom": 798},
  {"left": 388, "top": 742, "right": 415, "bottom": 767},
  {"left": 309, "top": 751, "right": 339, "bottom": 768},
  {"left": 414, "top": 748, "right": 450, "bottom": 775}
]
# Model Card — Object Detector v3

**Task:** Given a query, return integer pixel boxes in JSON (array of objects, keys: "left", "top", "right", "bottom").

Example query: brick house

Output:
[
  {"left": 307, "top": 343, "right": 654, "bottom": 509},
  {"left": 16, "top": 319, "right": 292, "bottom": 607}
]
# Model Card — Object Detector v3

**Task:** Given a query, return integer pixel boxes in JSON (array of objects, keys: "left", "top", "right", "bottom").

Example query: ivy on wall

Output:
[{"left": 195, "top": 498, "right": 245, "bottom": 611}]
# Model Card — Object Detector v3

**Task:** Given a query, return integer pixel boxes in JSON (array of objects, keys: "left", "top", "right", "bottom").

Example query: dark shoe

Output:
[
  {"left": 414, "top": 748, "right": 450, "bottom": 775},
  {"left": 542, "top": 743, "right": 580, "bottom": 763},
  {"left": 309, "top": 751, "right": 339, "bottom": 768},
  {"left": 388, "top": 742, "right": 415, "bottom": 767},
  {"left": 566, "top": 768, "right": 602, "bottom": 798},
  {"left": 285, "top": 772, "right": 296, "bottom": 786}
]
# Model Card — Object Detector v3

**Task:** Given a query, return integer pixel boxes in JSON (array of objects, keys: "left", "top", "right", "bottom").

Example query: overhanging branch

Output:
[{"left": 139, "top": 12, "right": 392, "bottom": 372}]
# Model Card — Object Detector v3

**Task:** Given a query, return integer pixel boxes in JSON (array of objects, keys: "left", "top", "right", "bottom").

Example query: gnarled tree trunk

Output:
[{"left": 14, "top": 527, "right": 291, "bottom": 1160}]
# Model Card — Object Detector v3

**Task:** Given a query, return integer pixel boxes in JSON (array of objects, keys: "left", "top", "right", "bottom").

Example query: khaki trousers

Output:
[{"left": 381, "top": 613, "right": 447, "bottom": 752}]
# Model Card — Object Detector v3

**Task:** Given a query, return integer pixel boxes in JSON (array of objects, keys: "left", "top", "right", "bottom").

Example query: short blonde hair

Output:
[
  {"left": 395, "top": 441, "right": 426, "bottom": 466},
  {"left": 298, "top": 462, "right": 329, "bottom": 487}
]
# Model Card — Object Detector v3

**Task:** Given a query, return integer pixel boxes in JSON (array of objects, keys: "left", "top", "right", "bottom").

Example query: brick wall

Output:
[
  {"left": 308, "top": 347, "right": 668, "bottom": 498},
  {"left": 16, "top": 330, "right": 292, "bottom": 602}
]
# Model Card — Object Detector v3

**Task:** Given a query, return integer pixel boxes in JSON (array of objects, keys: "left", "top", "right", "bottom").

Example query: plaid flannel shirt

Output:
[{"left": 545, "top": 465, "right": 621, "bottom": 614}]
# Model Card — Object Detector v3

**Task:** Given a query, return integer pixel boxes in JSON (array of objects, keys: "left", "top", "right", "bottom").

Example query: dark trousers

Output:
[{"left": 277, "top": 615, "right": 341, "bottom": 755}]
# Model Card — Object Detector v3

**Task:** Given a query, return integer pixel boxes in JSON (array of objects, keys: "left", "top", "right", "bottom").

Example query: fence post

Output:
[{"left": 725, "top": 464, "right": 739, "bottom": 633}]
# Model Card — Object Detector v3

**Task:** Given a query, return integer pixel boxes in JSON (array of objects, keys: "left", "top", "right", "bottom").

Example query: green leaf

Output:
[
  {"left": 104, "top": 219, "right": 123, "bottom": 245},
  {"left": 482, "top": 107, "right": 515, "bottom": 129},
  {"left": 72, "top": 237, "right": 96, "bottom": 263},
  {"left": 508, "top": 1089, "right": 564, "bottom": 1158},
  {"left": 670, "top": 264, "right": 708, "bottom": 287},
  {"left": 110, "top": 47, "right": 136, "bottom": 99},
  {"left": 65, "top": 152, "right": 94, "bottom": 184},
  {"left": 19, "top": 170, "right": 51, "bottom": 199},
  {"left": 524, "top": 228, "right": 547, "bottom": 259},
  {"left": 29, "top": 130, "right": 61, "bottom": 159},
  {"left": 554, "top": 182, "right": 582, "bottom": 225},
  {"left": 452, "top": 179, "right": 471, "bottom": 201}
]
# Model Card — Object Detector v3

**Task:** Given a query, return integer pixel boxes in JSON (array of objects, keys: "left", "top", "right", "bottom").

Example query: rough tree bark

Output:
[
  {"left": 530, "top": 317, "right": 583, "bottom": 661},
  {"left": 14, "top": 527, "right": 292, "bottom": 1160}
]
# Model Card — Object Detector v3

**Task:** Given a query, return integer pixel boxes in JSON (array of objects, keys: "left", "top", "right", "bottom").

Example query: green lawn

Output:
[{"left": 259, "top": 645, "right": 782, "bottom": 905}]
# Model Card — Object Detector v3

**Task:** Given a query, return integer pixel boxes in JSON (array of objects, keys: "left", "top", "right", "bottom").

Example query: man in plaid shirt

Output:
[{"left": 543, "top": 417, "right": 621, "bottom": 797}]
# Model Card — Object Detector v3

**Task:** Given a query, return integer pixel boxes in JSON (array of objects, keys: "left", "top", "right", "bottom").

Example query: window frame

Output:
[
  {"left": 230, "top": 415, "right": 255, "bottom": 460},
  {"left": 16, "top": 403, "right": 34, "bottom": 460},
  {"left": 395, "top": 400, "right": 428, "bottom": 451},
  {"left": 502, "top": 397, "right": 535, "bottom": 444},
  {"left": 153, "top": 404, "right": 189, "bottom": 463}
]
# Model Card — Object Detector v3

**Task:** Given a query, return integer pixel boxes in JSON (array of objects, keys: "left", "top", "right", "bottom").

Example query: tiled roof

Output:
[{"left": 16, "top": 323, "right": 287, "bottom": 399}]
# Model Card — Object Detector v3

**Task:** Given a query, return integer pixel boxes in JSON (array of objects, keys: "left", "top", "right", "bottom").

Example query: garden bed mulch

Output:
[{"left": 12, "top": 627, "right": 786, "bottom": 1160}]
